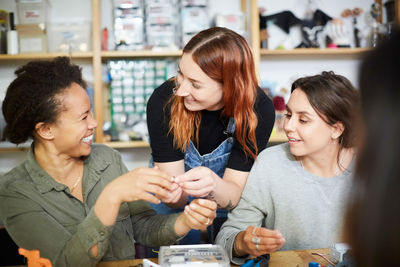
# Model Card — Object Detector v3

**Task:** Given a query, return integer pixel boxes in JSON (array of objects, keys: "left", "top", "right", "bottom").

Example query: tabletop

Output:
[{"left": 96, "top": 248, "right": 331, "bottom": 267}]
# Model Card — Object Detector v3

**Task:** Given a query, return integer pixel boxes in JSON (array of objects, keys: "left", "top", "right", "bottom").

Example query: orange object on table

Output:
[{"left": 18, "top": 248, "right": 52, "bottom": 267}]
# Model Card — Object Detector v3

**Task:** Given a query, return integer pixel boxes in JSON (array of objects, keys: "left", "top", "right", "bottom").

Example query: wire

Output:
[{"left": 311, "top": 252, "right": 336, "bottom": 266}]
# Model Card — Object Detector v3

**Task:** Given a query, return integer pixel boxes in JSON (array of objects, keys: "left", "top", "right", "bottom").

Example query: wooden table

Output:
[{"left": 97, "top": 248, "right": 330, "bottom": 267}]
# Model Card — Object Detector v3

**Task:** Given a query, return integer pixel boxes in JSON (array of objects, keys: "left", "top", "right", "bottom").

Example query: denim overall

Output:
[{"left": 149, "top": 117, "right": 235, "bottom": 244}]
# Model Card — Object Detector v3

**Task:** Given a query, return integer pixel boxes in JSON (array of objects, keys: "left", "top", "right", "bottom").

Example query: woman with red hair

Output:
[{"left": 147, "top": 27, "right": 275, "bottom": 243}]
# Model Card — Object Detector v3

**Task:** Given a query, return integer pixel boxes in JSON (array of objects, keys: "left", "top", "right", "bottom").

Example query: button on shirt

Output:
[{"left": 0, "top": 144, "right": 181, "bottom": 267}]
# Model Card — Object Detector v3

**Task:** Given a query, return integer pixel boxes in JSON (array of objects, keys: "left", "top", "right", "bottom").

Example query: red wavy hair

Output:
[{"left": 168, "top": 27, "right": 259, "bottom": 159}]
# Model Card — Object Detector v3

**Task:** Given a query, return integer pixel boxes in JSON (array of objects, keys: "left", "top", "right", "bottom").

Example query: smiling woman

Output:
[
  {"left": 146, "top": 27, "right": 276, "bottom": 244},
  {"left": 0, "top": 57, "right": 217, "bottom": 267},
  {"left": 216, "top": 71, "right": 361, "bottom": 265}
]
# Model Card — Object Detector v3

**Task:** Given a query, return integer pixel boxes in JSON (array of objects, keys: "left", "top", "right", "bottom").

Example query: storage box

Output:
[
  {"left": 47, "top": 19, "right": 91, "bottom": 52},
  {"left": 159, "top": 244, "right": 230, "bottom": 267},
  {"left": 17, "top": 0, "right": 49, "bottom": 26},
  {"left": 16, "top": 24, "right": 47, "bottom": 53}
]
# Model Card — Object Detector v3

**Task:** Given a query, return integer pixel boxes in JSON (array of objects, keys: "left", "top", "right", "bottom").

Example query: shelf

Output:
[
  {"left": 103, "top": 141, "right": 150, "bottom": 148},
  {"left": 0, "top": 52, "right": 94, "bottom": 61},
  {"left": 260, "top": 48, "right": 371, "bottom": 58},
  {"left": 101, "top": 50, "right": 182, "bottom": 59},
  {"left": 0, "top": 141, "right": 31, "bottom": 152}
]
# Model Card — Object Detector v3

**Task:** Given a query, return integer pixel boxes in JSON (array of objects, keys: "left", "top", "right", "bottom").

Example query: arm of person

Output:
[
  {"left": 0, "top": 190, "right": 114, "bottom": 267},
  {"left": 0, "top": 165, "right": 174, "bottom": 266},
  {"left": 128, "top": 198, "right": 217, "bottom": 247},
  {"left": 215, "top": 149, "right": 284, "bottom": 265}
]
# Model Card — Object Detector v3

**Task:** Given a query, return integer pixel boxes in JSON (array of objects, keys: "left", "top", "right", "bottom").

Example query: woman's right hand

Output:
[
  {"left": 107, "top": 167, "right": 174, "bottom": 205},
  {"left": 234, "top": 226, "right": 285, "bottom": 257},
  {"left": 156, "top": 182, "right": 183, "bottom": 204}
]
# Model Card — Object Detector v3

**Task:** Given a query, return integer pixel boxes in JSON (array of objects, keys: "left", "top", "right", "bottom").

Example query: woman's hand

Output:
[
  {"left": 174, "top": 199, "right": 217, "bottom": 235},
  {"left": 174, "top": 167, "right": 218, "bottom": 198},
  {"left": 234, "top": 226, "right": 285, "bottom": 257},
  {"left": 156, "top": 182, "right": 183, "bottom": 204},
  {"left": 95, "top": 167, "right": 174, "bottom": 227},
  {"left": 107, "top": 167, "right": 174, "bottom": 205}
]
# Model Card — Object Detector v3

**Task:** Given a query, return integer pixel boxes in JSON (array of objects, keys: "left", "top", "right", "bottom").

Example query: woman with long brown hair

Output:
[
  {"left": 147, "top": 27, "right": 275, "bottom": 243},
  {"left": 216, "top": 72, "right": 359, "bottom": 264}
]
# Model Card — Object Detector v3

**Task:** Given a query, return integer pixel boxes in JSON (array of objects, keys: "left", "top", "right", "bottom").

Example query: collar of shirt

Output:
[{"left": 25, "top": 143, "right": 111, "bottom": 195}]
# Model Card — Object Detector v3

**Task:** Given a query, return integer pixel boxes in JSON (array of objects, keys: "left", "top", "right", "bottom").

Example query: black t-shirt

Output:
[{"left": 146, "top": 79, "right": 275, "bottom": 172}]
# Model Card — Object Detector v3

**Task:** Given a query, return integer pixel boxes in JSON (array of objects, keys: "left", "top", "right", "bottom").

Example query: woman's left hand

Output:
[
  {"left": 174, "top": 167, "right": 218, "bottom": 197},
  {"left": 182, "top": 198, "right": 217, "bottom": 231}
]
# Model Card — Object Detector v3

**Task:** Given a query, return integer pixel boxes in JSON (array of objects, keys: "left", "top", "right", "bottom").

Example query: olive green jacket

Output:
[{"left": 0, "top": 144, "right": 181, "bottom": 267}]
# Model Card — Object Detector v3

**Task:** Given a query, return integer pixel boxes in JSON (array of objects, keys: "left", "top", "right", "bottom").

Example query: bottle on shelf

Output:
[{"left": 7, "top": 12, "right": 18, "bottom": 55}]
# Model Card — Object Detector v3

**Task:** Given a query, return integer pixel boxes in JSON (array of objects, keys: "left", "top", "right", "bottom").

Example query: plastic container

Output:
[
  {"left": 47, "top": 19, "right": 91, "bottom": 52},
  {"left": 17, "top": 0, "right": 49, "bottom": 25},
  {"left": 159, "top": 244, "right": 230, "bottom": 267}
]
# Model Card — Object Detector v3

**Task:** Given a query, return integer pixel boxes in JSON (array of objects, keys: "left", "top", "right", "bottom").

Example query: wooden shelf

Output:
[
  {"left": 101, "top": 50, "right": 182, "bottom": 59},
  {"left": 0, "top": 52, "right": 93, "bottom": 61},
  {"left": 103, "top": 141, "right": 150, "bottom": 148},
  {"left": 0, "top": 142, "right": 31, "bottom": 152},
  {"left": 260, "top": 48, "right": 371, "bottom": 58}
]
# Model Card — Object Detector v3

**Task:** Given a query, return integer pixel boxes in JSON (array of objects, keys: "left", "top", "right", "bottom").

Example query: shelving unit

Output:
[
  {"left": 1, "top": 0, "right": 396, "bottom": 152},
  {"left": 0, "top": 52, "right": 93, "bottom": 60},
  {"left": 260, "top": 48, "right": 371, "bottom": 57},
  {"left": 101, "top": 50, "right": 183, "bottom": 58}
]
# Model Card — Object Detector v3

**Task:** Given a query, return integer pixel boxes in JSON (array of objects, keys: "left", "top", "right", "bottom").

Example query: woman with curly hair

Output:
[{"left": 0, "top": 57, "right": 217, "bottom": 266}]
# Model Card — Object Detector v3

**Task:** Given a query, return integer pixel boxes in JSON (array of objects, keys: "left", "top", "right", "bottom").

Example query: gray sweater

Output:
[{"left": 215, "top": 143, "right": 354, "bottom": 264}]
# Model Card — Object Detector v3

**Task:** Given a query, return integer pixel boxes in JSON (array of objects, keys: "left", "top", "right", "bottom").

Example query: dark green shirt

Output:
[{"left": 0, "top": 144, "right": 181, "bottom": 267}]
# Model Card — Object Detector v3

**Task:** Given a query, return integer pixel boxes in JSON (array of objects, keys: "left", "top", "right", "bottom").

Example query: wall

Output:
[{"left": 0, "top": 0, "right": 379, "bottom": 173}]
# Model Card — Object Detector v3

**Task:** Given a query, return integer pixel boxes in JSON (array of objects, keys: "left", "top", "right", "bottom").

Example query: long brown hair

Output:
[{"left": 168, "top": 27, "right": 259, "bottom": 159}]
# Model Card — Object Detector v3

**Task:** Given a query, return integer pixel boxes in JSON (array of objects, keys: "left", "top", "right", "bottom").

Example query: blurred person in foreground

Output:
[{"left": 344, "top": 30, "right": 400, "bottom": 267}]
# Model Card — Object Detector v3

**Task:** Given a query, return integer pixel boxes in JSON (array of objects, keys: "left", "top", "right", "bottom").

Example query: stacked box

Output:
[
  {"left": 145, "top": 0, "right": 180, "bottom": 49},
  {"left": 180, "top": 0, "right": 209, "bottom": 47},
  {"left": 107, "top": 59, "right": 170, "bottom": 141},
  {"left": 214, "top": 13, "right": 246, "bottom": 38},
  {"left": 113, "top": 0, "right": 145, "bottom": 50},
  {"left": 47, "top": 18, "right": 91, "bottom": 52},
  {"left": 16, "top": 0, "right": 49, "bottom": 53}
]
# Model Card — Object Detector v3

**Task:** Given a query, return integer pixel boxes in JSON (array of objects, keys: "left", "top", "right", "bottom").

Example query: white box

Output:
[{"left": 17, "top": 0, "right": 49, "bottom": 25}]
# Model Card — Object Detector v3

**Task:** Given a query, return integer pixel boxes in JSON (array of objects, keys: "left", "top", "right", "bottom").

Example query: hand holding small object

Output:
[{"left": 234, "top": 226, "right": 285, "bottom": 257}]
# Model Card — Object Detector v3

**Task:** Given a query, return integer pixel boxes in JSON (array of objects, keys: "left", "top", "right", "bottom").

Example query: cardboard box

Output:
[{"left": 16, "top": 24, "right": 47, "bottom": 53}]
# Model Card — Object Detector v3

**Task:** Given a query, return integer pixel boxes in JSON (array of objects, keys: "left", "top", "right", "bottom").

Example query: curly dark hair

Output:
[{"left": 2, "top": 57, "right": 87, "bottom": 144}]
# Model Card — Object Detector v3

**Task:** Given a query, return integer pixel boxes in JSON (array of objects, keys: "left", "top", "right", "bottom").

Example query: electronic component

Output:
[{"left": 159, "top": 244, "right": 229, "bottom": 267}]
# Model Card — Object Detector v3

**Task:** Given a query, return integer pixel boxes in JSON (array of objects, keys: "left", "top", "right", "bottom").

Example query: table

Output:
[{"left": 97, "top": 248, "right": 331, "bottom": 267}]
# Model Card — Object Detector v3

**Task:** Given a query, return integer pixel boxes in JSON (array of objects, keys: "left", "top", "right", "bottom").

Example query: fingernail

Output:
[
  {"left": 190, "top": 203, "right": 197, "bottom": 209},
  {"left": 170, "top": 176, "right": 175, "bottom": 182},
  {"left": 199, "top": 199, "right": 205, "bottom": 205}
]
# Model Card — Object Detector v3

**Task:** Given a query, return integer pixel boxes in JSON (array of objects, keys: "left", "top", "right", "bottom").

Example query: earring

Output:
[{"left": 333, "top": 139, "right": 337, "bottom": 145}]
